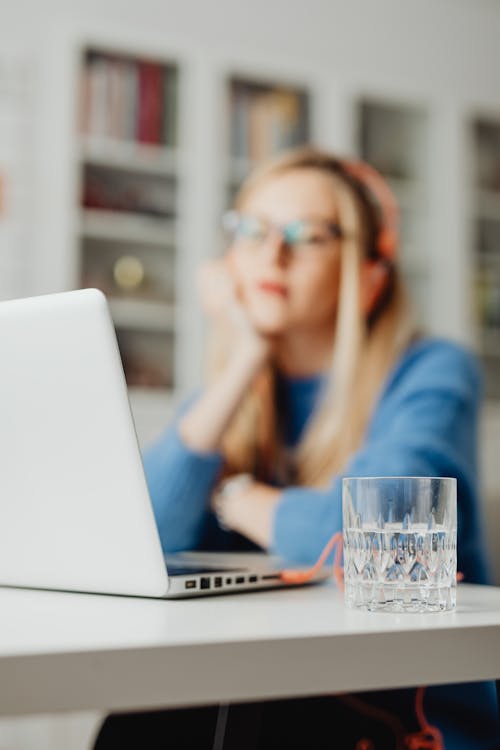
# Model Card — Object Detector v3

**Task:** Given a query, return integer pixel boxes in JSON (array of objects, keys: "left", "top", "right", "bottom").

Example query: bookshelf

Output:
[
  {"left": 355, "top": 98, "right": 429, "bottom": 328},
  {"left": 470, "top": 116, "right": 500, "bottom": 399},
  {"left": 224, "top": 75, "right": 311, "bottom": 208},
  {"left": 76, "top": 46, "right": 179, "bottom": 394},
  {"left": 36, "top": 33, "right": 500, "bottom": 449}
]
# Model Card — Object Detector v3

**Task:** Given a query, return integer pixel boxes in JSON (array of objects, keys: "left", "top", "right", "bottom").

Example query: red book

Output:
[
  {"left": 137, "top": 62, "right": 164, "bottom": 144},
  {"left": 137, "top": 62, "right": 151, "bottom": 143},
  {"left": 150, "top": 65, "right": 164, "bottom": 144}
]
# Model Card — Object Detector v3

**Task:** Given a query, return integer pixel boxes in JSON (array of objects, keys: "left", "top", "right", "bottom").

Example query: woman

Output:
[{"left": 94, "top": 147, "right": 498, "bottom": 749}]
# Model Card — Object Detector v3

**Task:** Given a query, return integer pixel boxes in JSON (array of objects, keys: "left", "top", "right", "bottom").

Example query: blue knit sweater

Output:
[
  {"left": 143, "top": 337, "right": 490, "bottom": 581},
  {"left": 142, "top": 336, "right": 499, "bottom": 748}
]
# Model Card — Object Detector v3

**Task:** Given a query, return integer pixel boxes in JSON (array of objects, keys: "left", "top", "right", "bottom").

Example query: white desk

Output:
[{"left": 1, "top": 581, "right": 500, "bottom": 719}]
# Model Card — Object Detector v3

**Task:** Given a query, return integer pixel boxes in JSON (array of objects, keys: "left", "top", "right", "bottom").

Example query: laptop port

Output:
[
  {"left": 185, "top": 580, "right": 197, "bottom": 589},
  {"left": 200, "top": 577, "right": 211, "bottom": 590},
  {"left": 235, "top": 576, "right": 245, "bottom": 584},
  {"left": 214, "top": 577, "right": 222, "bottom": 588},
  {"left": 248, "top": 575, "right": 258, "bottom": 583},
  {"left": 225, "top": 577, "right": 232, "bottom": 585}
]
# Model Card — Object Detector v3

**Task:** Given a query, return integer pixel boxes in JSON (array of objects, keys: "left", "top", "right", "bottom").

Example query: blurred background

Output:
[
  {"left": 0, "top": 1, "right": 499, "bottom": 745},
  {"left": 1, "top": 1, "right": 500, "bottom": 547},
  {"left": 1, "top": 0, "right": 500, "bottom": 560}
]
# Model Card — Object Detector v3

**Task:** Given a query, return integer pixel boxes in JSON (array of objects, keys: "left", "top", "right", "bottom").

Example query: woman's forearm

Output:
[
  {"left": 178, "top": 339, "right": 269, "bottom": 454},
  {"left": 143, "top": 426, "right": 223, "bottom": 553}
]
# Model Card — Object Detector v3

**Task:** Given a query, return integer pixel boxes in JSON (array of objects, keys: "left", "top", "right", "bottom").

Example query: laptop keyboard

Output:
[{"left": 165, "top": 561, "right": 246, "bottom": 577}]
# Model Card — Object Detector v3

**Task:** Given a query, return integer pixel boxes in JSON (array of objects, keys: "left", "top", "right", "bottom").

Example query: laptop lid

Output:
[
  {"left": 0, "top": 288, "right": 170, "bottom": 597},
  {"left": 0, "top": 288, "right": 332, "bottom": 599}
]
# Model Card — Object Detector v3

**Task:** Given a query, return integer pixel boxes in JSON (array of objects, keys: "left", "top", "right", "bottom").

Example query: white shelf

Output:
[
  {"left": 226, "top": 163, "right": 426, "bottom": 210},
  {"left": 479, "top": 328, "right": 500, "bottom": 358},
  {"left": 227, "top": 156, "right": 254, "bottom": 185},
  {"left": 109, "top": 297, "right": 175, "bottom": 332},
  {"left": 79, "top": 136, "right": 179, "bottom": 176},
  {"left": 387, "top": 177, "right": 426, "bottom": 209},
  {"left": 400, "top": 259, "right": 429, "bottom": 279},
  {"left": 128, "top": 384, "right": 174, "bottom": 402},
  {"left": 475, "top": 259, "right": 500, "bottom": 275},
  {"left": 475, "top": 190, "right": 500, "bottom": 221},
  {"left": 79, "top": 209, "right": 176, "bottom": 246},
  {"left": 128, "top": 384, "right": 175, "bottom": 416},
  {"left": 475, "top": 263, "right": 500, "bottom": 278},
  {"left": 127, "top": 386, "right": 175, "bottom": 449}
]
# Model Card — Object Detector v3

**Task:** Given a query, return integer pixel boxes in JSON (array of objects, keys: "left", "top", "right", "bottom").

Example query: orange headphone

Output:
[{"left": 338, "top": 158, "right": 399, "bottom": 316}]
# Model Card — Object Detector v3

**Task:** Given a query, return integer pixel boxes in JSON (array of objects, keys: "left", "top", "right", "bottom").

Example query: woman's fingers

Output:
[
  {"left": 197, "top": 257, "right": 274, "bottom": 362},
  {"left": 197, "top": 258, "right": 251, "bottom": 334},
  {"left": 197, "top": 258, "right": 236, "bottom": 317}
]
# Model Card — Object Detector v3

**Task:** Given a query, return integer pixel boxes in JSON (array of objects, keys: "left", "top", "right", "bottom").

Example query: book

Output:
[
  {"left": 268, "top": 90, "right": 302, "bottom": 152},
  {"left": 107, "top": 59, "right": 128, "bottom": 140},
  {"left": 123, "top": 60, "right": 139, "bottom": 142},
  {"left": 230, "top": 86, "right": 249, "bottom": 159},
  {"left": 163, "top": 66, "right": 178, "bottom": 147},
  {"left": 137, "top": 61, "right": 164, "bottom": 145},
  {"left": 87, "top": 56, "right": 109, "bottom": 137},
  {"left": 78, "top": 64, "right": 91, "bottom": 135}
]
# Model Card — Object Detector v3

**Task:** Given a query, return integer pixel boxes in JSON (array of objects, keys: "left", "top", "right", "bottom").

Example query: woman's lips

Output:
[{"left": 257, "top": 281, "right": 288, "bottom": 297}]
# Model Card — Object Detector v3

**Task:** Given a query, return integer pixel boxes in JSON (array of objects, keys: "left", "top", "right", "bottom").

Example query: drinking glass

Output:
[{"left": 342, "top": 477, "right": 457, "bottom": 612}]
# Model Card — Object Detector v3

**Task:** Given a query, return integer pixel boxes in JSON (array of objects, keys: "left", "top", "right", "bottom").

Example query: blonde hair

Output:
[{"left": 206, "top": 146, "right": 418, "bottom": 487}]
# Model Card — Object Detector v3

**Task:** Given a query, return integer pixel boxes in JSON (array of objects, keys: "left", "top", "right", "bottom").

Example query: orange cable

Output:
[
  {"left": 404, "top": 686, "right": 445, "bottom": 750},
  {"left": 278, "top": 529, "right": 462, "bottom": 591},
  {"left": 338, "top": 691, "right": 408, "bottom": 744},
  {"left": 279, "top": 531, "right": 344, "bottom": 588},
  {"left": 355, "top": 741, "right": 375, "bottom": 750}
]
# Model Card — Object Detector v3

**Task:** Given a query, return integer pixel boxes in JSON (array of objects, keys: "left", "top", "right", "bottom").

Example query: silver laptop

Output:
[{"left": 0, "top": 288, "right": 328, "bottom": 598}]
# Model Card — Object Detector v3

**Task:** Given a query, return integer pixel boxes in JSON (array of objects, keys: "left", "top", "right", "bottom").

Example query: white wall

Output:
[
  {"left": 0, "top": 0, "right": 499, "bottom": 106},
  {"left": 1, "top": 0, "right": 500, "bottom": 100}
]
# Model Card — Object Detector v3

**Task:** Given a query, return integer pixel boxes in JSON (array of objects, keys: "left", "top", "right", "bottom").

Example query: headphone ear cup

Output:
[
  {"left": 361, "top": 260, "right": 390, "bottom": 315},
  {"left": 377, "top": 227, "right": 397, "bottom": 259}
]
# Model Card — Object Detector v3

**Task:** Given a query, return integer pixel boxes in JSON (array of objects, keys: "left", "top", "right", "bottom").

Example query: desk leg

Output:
[{"left": 213, "top": 702, "right": 263, "bottom": 750}]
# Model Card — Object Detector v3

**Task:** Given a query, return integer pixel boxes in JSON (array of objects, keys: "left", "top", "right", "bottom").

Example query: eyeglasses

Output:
[{"left": 222, "top": 210, "right": 344, "bottom": 255}]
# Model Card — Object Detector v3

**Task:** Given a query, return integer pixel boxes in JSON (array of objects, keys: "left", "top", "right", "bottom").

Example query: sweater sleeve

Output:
[
  {"left": 271, "top": 340, "right": 491, "bottom": 584},
  {"left": 141, "top": 395, "right": 224, "bottom": 554}
]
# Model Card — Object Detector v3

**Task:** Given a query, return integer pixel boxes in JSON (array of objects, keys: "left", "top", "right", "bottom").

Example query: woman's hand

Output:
[
  {"left": 197, "top": 255, "right": 271, "bottom": 360},
  {"left": 178, "top": 254, "right": 273, "bottom": 455},
  {"left": 211, "top": 476, "right": 281, "bottom": 549}
]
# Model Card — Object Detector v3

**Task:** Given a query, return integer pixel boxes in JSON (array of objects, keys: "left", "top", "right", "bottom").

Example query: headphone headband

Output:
[
  {"left": 339, "top": 159, "right": 399, "bottom": 264},
  {"left": 334, "top": 158, "right": 399, "bottom": 317}
]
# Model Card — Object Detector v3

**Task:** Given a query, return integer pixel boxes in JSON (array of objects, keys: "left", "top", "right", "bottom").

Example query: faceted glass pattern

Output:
[{"left": 343, "top": 478, "right": 457, "bottom": 612}]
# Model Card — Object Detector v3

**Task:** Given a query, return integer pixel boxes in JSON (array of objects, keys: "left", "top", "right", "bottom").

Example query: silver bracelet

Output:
[{"left": 212, "top": 473, "right": 253, "bottom": 531}]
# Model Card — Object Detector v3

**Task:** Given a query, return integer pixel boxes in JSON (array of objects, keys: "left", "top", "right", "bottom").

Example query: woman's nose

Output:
[{"left": 260, "top": 228, "right": 289, "bottom": 263}]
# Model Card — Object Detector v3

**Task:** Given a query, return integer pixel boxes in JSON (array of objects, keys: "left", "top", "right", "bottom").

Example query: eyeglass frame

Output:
[{"left": 221, "top": 210, "right": 345, "bottom": 255}]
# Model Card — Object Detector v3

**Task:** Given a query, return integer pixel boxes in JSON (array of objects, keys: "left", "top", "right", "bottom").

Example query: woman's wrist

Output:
[
  {"left": 178, "top": 334, "right": 269, "bottom": 455},
  {"left": 233, "top": 333, "right": 272, "bottom": 370},
  {"left": 211, "top": 476, "right": 280, "bottom": 548},
  {"left": 212, "top": 473, "right": 254, "bottom": 531}
]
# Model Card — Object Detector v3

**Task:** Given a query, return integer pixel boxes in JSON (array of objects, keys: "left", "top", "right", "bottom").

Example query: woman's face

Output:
[{"left": 229, "top": 168, "right": 343, "bottom": 337}]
